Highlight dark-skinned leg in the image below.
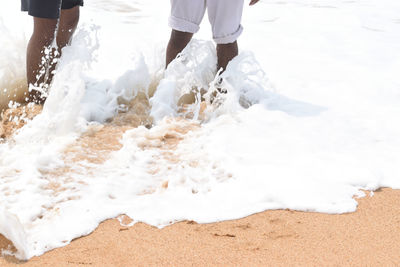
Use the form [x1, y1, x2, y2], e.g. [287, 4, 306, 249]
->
[216, 41, 238, 72]
[166, 30, 194, 68]
[26, 6, 80, 104]
[42, 6, 80, 94]
[57, 6, 80, 48]
[210, 41, 239, 101]
[26, 17, 57, 103]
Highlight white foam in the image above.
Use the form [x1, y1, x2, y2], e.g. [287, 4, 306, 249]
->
[0, 8, 29, 112]
[150, 40, 216, 121]
[1, 0, 400, 260]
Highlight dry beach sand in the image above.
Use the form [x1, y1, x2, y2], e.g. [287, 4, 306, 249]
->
[0, 188, 399, 266]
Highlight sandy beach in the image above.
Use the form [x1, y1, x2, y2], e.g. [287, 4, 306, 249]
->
[1, 188, 399, 266]
[1, 0, 400, 265]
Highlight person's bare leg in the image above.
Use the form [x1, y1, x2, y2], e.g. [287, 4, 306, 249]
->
[209, 41, 239, 101]
[26, 6, 79, 104]
[42, 6, 80, 93]
[216, 41, 238, 72]
[166, 30, 194, 68]
[57, 6, 80, 48]
[26, 17, 57, 103]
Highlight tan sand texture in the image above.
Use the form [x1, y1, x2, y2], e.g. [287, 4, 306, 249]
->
[0, 78, 28, 115]
[0, 104, 42, 139]
[0, 188, 399, 266]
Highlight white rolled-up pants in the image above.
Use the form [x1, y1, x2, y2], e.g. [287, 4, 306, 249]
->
[169, 0, 245, 44]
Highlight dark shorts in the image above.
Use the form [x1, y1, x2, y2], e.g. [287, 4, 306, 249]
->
[21, 0, 83, 19]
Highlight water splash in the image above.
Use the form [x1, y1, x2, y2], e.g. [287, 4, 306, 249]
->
[1, 0, 400, 261]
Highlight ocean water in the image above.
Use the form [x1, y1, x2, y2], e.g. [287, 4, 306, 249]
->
[1, 0, 400, 260]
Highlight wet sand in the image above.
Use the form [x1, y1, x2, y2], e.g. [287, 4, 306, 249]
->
[0, 104, 42, 139]
[1, 188, 399, 266]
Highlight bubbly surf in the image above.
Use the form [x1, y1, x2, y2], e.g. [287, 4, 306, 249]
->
[1, 0, 400, 260]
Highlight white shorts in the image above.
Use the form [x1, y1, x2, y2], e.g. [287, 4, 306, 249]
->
[169, 0, 244, 44]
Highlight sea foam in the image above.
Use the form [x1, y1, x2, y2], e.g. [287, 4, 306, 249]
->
[1, 0, 400, 260]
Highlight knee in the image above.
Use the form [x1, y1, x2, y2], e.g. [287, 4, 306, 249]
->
[61, 9, 80, 33]
[32, 18, 58, 46]
[59, 7, 80, 36]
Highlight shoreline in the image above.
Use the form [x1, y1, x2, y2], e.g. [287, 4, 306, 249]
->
[1, 188, 399, 266]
